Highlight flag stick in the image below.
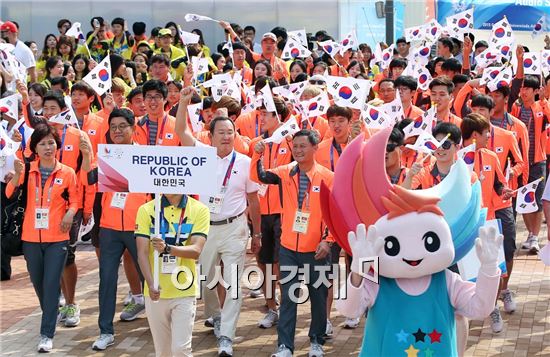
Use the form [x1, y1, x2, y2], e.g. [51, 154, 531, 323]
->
[153, 194, 161, 292]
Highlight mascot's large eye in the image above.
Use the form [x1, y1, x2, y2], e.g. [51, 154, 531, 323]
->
[384, 236, 400, 256]
[423, 231, 440, 253]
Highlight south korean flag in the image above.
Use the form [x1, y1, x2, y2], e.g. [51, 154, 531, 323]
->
[326, 76, 371, 110]
[83, 55, 111, 96]
[282, 37, 312, 60]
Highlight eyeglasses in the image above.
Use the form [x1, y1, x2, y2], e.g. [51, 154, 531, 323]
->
[110, 124, 132, 132]
[144, 95, 163, 102]
[386, 143, 400, 153]
[309, 80, 326, 85]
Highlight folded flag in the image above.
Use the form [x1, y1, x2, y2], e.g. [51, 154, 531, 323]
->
[184, 13, 218, 22]
[403, 105, 437, 139]
[457, 142, 476, 172]
[516, 177, 544, 214]
[263, 117, 300, 144]
[532, 15, 547, 38]
[0, 93, 19, 120]
[0, 124, 21, 156]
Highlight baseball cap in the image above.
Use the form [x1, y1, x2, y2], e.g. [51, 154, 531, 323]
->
[158, 28, 172, 37]
[0, 21, 17, 33]
[261, 32, 277, 42]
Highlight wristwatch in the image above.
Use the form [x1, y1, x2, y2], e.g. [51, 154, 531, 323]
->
[253, 233, 262, 238]
[163, 244, 172, 255]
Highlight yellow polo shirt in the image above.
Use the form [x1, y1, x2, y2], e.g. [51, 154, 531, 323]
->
[135, 195, 209, 299]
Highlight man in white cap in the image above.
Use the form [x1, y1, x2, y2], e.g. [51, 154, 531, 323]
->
[252, 32, 289, 83]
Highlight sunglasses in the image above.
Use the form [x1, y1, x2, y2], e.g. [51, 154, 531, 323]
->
[439, 140, 453, 150]
[309, 80, 326, 85]
[386, 143, 400, 153]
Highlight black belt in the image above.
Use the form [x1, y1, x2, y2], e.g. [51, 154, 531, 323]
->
[210, 211, 245, 226]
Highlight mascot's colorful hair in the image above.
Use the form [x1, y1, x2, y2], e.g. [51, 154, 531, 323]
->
[320, 127, 487, 264]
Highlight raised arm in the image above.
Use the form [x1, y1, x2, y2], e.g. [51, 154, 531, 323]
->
[175, 87, 198, 147]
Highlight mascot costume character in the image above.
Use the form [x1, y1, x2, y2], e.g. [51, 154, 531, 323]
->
[321, 127, 502, 356]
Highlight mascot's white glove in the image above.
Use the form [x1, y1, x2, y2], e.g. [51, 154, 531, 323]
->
[475, 226, 503, 276]
[349, 224, 383, 276]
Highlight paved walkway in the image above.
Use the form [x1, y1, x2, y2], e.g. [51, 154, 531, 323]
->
[1, 221, 549, 356]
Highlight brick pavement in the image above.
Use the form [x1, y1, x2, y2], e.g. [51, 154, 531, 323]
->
[1, 221, 549, 356]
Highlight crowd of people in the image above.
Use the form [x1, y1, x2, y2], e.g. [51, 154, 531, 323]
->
[0, 11, 549, 357]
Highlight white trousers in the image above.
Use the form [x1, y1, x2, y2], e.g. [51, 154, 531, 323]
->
[145, 296, 196, 357]
[199, 214, 248, 339]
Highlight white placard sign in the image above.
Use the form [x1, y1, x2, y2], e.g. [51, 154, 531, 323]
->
[97, 144, 217, 195]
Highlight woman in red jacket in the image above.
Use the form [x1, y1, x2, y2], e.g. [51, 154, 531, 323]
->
[7, 123, 78, 353]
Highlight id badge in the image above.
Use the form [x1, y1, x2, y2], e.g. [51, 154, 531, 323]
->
[35, 207, 50, 229]
[110, 193, 128, 209]
[207, 195, 225, 214]
[161, 254, 177, 274]
[292, 210, 310, 234]
[258, 184, 268, 197]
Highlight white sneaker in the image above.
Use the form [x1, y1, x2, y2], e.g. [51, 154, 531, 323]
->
[92, 334, 114, 351]
[37, 336, 53, 353]
[258, 309, 279, 328]
[64, 304, 80, 327]
[489, 307, 503, 333]
[205, 316, 215, 328]
[272, 344, 293, 357]
[521, 234, 533, 249]
[500, 289, 517, 313]
[324, 319, 333, 339]
[123, 291, 133, 306]
[529, 237, 540, 254]
[308, 342, 324, 357]
[343, 317, 360, 329]
[58, 294, 65, 307]
[218, 336, 233, 357]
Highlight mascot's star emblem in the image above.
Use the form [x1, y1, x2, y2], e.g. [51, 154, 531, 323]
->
[396, 329, 409, 343]
[404, 344, 419, 357]
[413, 328, 426, 342]
[429, 328, 442, 343]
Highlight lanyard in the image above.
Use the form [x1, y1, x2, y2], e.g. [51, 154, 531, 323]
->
[329, 140, 342, 172]
[35, 171, 58, 206]
[294, 168, 312, 211]
[255, 115, 259, 137]
[58, 126, 67, 163]
[146, 114, 168, 145]
[490, 127, 495, 151]
[18, 125, 26, 151]
[222, 152, 237, 188]
[160, 198, 187, 242]
[477, 150, 483, 173]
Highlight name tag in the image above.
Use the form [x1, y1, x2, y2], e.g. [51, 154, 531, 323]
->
[292, 210, 310, 234]
[207, 194, 225, 214]
[161, 254, 177, 274]
[258, 184, 268, 197]
[35, 207, 49, 229]
[110, 192, 128, 209]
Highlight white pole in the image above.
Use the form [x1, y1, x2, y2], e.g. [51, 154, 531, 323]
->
[153, 194, 161, 291]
